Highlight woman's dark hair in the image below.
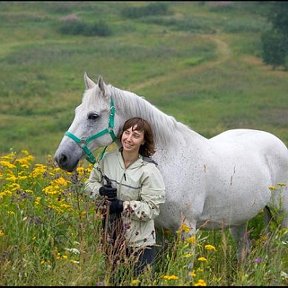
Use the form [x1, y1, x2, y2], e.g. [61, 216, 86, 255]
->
[119, 117, 156, 157]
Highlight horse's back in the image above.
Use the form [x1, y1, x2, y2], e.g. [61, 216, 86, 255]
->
[210, 129, 288, 158]
[210, 128, 285, 147]
[195, 128, 288, 227]
[209, 129, 288, 181]
[210, 129, 288, 227]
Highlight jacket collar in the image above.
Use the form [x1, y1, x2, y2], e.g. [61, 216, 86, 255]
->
[117, 148, 144, 170]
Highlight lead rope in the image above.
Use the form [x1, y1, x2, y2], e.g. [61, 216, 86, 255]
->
[98, 145, 108, 162]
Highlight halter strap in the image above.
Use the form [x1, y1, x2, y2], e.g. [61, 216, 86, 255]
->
[65, 98, 116, 164]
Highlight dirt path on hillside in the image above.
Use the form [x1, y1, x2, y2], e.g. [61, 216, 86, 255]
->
[130, 35, 232, 91]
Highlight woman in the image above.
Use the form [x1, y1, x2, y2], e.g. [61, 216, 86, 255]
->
[84, 117, 166, 278]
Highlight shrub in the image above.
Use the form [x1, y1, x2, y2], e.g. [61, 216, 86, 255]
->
[57, 20, 112, 37]
[261, 30, 288, 69]
[121, 2, 169, 19]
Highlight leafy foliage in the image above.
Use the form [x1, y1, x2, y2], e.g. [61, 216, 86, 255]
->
[121, 2, 170, 18]
[57, 19, 112, 37]
[261, 2, 288, 69]
[261, 30, 287, 69]
[269, 2, 288, 36]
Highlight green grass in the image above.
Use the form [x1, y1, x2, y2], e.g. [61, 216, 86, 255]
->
[1, 1, 287, 161]
[0, 2, 288, 284]
[0, 150, 287, 286]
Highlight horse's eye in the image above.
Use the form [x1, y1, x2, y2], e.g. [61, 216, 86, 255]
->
[88, 113, 99, 120]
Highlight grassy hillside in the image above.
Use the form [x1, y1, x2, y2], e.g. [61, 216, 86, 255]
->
[1, 3, 288, 285]
[0, 1, 287, 162]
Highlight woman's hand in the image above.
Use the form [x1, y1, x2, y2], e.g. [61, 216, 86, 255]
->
[99, 185, 117, 200]
[108, 198, 123, 214]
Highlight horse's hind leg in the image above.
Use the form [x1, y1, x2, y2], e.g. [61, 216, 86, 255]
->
[181, 218, 197, 270]
[230, 223, 251, 262]
[281, 186, 288, 228]
[271, 185, 288, 228]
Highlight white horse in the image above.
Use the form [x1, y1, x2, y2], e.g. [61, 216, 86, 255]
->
[54, 73, 288, 259]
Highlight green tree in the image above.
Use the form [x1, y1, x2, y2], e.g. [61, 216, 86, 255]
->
[261, 2, 288, 69]
[261, 31, 287, 69]
[269, 2, 288, 36]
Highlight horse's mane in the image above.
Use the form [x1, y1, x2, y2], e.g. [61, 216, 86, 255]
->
[108, 84, 200, 147]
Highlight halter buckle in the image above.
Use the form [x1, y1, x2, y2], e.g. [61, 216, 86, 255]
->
[80, 138, 87, 147]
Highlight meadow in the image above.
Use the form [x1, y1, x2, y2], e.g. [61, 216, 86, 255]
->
[0, 1, 288, 285]
[1, 149, 287, 286]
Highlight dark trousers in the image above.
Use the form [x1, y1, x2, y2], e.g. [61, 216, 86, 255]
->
[127, 245, 156, 276]
[109, 246, 156, 286]
[102, 214, 156, 280]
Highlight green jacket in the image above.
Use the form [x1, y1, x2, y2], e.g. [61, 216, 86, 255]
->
[84, 149, 166, 248]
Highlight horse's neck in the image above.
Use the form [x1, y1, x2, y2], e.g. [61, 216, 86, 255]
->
[111, 85, 207, 149]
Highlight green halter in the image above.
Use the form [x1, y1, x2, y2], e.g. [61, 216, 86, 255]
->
[65, 98, 117, 164]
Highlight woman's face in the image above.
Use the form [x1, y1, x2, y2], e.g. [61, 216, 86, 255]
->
[121, 125, 145, 154]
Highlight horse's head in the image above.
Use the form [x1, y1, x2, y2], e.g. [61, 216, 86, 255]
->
[54, 73, 123, 171]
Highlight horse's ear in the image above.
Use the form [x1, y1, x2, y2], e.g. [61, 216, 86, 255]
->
[97, 75, 106, 96]
[84, 72, 96, 89]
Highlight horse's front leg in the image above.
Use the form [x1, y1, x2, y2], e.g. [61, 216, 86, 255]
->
[180, 218, 197, 270]
[230, 223, 251, 262]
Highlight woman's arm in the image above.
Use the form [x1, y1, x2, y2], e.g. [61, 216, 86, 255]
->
[84, 164, 103, 199]
[122, 165, 165, 221]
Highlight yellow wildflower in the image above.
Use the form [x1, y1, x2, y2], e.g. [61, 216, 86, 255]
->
[204, 244, 216, 251]
[21, 149, 30, 156]
[53, 177, 69, 187]
[194, 279, 207, 286]
[56, 253, 68, 260]
[0, 160, 16, 169]
[59, 202, 72, 211]
[183, 253, 193, 258]
[268, 186, 276, 191]
[198, 256, 207, 262]
[162, 275, 179, 280]
[0, 191, 11, 199]
[0, 152, 16, 161]
[131, 279, 141, 286]
[189, 270, 196, 277]
[53, 167, 62, 174]
[186, 235, 197, 244]
[43, 185, 59, 195]
[179, 223, 190, 233]
[76, 166, 85, 175]
[15, 155, 34, 168]
[31, 164, 47, 178]
[25, 189, 33, 194]
[0, 230, 5, 237]
[35, 197, 41, 205]
[6, 174, 17, 182]
[9, 183, 21, 191]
